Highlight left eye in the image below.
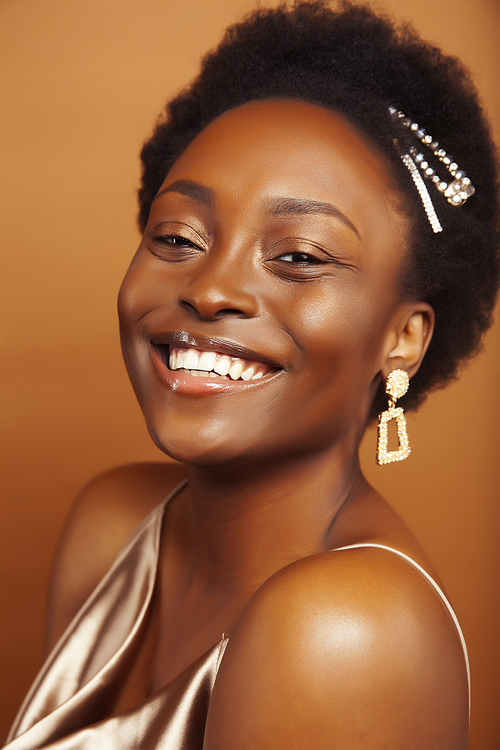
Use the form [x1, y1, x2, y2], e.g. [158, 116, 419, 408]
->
[278, 252, 325, 264]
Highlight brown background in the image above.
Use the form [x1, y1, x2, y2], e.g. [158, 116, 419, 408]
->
[0, 0, 498, 745]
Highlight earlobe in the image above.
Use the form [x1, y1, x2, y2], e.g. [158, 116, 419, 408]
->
[383, 303, 435, 379]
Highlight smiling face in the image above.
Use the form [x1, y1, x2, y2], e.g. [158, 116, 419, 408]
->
[118, 100, 411, 466]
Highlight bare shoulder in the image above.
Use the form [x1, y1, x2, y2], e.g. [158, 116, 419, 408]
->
[45, 461, 186, 652]
[205, 547, 469, 750]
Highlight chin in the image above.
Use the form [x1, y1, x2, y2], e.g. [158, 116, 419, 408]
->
[145, 418, 254, 468]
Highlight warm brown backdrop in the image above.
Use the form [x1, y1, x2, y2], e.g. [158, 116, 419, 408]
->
[1, 0, 498, 745]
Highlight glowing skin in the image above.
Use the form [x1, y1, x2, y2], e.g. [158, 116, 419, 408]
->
[50, 101, 467, 747]
[119, 100, 411, 467]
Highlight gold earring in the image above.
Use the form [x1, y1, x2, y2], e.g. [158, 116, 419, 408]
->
[377, 369, 411, 465]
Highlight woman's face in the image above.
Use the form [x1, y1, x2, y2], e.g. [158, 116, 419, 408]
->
[119, 100, 410, 466]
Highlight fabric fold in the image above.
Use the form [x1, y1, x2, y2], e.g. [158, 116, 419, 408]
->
[4, 479, 468, 749]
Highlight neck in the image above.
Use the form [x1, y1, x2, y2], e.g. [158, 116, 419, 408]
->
[180, 440, 365, 590]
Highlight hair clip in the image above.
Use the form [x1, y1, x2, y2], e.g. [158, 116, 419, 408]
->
[389, 106, 475, 234]
[400, 153, 443, 233]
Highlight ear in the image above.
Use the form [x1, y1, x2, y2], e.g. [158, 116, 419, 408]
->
[381, 302, 434, 380]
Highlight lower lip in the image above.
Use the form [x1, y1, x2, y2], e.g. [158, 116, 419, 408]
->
[150, 346, 278, 396]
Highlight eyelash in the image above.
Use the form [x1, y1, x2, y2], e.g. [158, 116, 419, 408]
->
[154, 236, 325, 261]
[154, 234, 200, 249]
[149, 233, 340, 282]
[278, 251, 326, 265]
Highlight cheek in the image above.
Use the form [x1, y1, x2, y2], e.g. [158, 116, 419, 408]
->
[118, 253, 151, 329]
[279, 283, 394, 438]
[290, 283, 387, 375]
[118, 252, 175, 348]
[117, 256, 156, 391]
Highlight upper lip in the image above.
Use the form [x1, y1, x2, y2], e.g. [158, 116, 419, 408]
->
[150, 331, 283, 369]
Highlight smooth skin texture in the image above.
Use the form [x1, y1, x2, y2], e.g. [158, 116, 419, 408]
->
[48, 101, 467, 748]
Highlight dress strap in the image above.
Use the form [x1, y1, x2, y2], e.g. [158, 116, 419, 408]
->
[332, 542, 470, 717]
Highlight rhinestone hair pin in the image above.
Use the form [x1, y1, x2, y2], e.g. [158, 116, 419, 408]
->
[389, 106, 475, 233]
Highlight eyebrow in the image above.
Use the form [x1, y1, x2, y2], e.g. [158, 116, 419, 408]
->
[155, 179, 214, 206]
[266, 197, 359, 237]
[155, 180, 359, 237]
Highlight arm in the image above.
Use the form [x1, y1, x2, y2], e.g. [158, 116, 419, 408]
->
[45, 461, 185, 654]
[204, 547, 469, 749]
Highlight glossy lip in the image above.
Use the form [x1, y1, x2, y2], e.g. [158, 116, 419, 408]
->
[149, 331, 283, 396]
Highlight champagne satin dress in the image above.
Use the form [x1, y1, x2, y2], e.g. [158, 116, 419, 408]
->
[5, 483, 469, 748]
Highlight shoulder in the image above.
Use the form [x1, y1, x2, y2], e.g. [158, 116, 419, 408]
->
[45, 461, 186, 652]
[205, 546, 468, 750]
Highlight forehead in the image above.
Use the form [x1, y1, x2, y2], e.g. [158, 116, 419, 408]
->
[161, 99, 408, 256]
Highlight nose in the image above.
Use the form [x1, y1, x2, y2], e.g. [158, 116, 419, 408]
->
[179, 252, 259, 321]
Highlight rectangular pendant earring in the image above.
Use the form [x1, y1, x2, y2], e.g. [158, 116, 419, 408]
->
[377, 369, 411, 465]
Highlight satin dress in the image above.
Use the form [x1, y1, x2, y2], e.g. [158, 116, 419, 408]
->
[5, 483, 469, 748]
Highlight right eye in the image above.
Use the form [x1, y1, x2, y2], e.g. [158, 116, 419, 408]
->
[153, 234, 200, 249]
[148, 231, 204, 261]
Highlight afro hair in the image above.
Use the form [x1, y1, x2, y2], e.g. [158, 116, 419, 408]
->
[137, 0, 499, 414]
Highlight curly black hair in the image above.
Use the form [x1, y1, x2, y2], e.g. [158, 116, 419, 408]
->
[137, 0, 499, 414]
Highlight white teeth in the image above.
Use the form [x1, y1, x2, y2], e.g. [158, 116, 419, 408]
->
[175, 349, 185, 368]
[241, 366, 255, 381]
[167, 346, 274, 381]
[183, 349, 199, 369]
[214, 356, 231, 376]
[228, 361, 244, 380]
[199, 351, 217, 371]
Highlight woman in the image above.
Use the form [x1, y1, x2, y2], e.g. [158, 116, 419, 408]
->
[5, 1, 498, 747]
